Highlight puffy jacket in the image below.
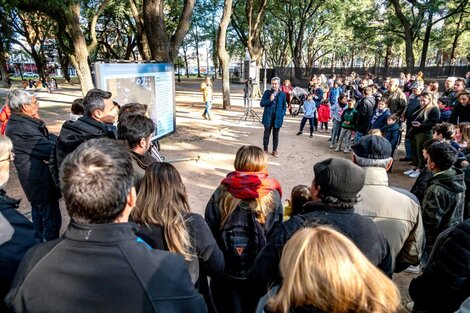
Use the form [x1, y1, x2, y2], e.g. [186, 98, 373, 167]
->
[0, 189, 41, 312]
[354, 167, 424, 272]
[317, 104, 330, 123]
[248, 202, 392, 298]
[355, 96, 375, 133]
[51, 116, 116, 189]
[5, 222, 208, 313]
[328, 87, 341, 105]
[260, 90, 287, 128]
[439, 107, 452, 122]
[5, 113, 60, 204]
[0, 104, 11, 135]
[341, 108, 358, 130]
[422, 168, 465, 251]
[409, 219, 470, 313]
[382, 123, 401, 150]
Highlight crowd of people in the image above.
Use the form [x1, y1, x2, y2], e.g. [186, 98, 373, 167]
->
[0, 69, 470, 313]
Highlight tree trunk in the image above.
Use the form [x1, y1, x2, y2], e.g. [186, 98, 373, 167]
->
[449, 11, 464, 74]
[420, 10, 433, 69]
[195, 26, 201, 77]
[182, 43, 190, 77]
[143, 0, 195, 62]
[129, 0, 150, 60]
[65, 2, 94, 95]
[0, 53, 10, 88]
[330, 52, 335, 75]
[384, 44, 392, 77]
[217, 0, 233, 110]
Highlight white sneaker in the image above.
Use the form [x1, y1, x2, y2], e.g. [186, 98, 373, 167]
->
[409, 170, 421, 178]
[404, 265, 421, 274]
[335, 146, 341, 152]
[329, 144, 335, 149]
[404, 168, 416, 175]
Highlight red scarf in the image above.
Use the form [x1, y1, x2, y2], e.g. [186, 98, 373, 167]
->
[221, 169, 282, 200]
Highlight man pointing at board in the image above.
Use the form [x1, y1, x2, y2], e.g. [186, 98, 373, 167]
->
[260, 77, 287, 158]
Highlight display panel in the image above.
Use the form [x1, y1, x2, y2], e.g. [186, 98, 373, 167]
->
[94, 62, 176, 139]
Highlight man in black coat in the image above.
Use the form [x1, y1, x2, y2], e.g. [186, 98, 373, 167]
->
[50, 88, 118, 188]
[0, 135, 42, 312]
[248, 158, 392, 298]
[5, 138, 208, 313]
[5, 89, 61, 241]
[354, 86, 375, 141]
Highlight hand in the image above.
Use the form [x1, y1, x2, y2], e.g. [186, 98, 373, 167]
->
[411, 121, 421, 127]
[270, 94, 275, 101]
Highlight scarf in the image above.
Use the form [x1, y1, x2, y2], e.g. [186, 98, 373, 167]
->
[370, 108, 388, 125]
[221, 169, 282, 200]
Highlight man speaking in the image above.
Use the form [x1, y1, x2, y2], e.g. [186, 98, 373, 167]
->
[260, 77, 287, 157]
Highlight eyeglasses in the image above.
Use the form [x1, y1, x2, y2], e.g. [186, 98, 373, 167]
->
[0, 152, 15, 162]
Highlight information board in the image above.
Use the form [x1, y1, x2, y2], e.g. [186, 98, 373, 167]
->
[93, 62, 176, 139]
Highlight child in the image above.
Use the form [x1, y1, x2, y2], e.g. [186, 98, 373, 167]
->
[421, 141, 465, 264]
[329, 94, 347, 148]
[283, 185, 312, 221]
[317, 100, 331, 133]
[381, 115, 401, 158]
[437, 97, 452, 122]
[69, 98, 84, 122]
[296, 94, 316, 138]
[368, 129, 382, 136]
[410, 138, 440, 205]
[455, 122, 470, 152]
[370, 100, 391, 130]
[335, 98, 357, 153]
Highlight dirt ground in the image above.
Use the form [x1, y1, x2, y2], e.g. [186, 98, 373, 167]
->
[0, 78, 418, 311]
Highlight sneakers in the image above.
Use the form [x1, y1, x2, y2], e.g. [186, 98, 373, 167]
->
[409, 170, 421, 178]
[344, 148, 350, 153]
[263, 148, 269, 154]
[404, 265, 421, 274]
[272, 150, 279, 158]
[404, 168, 416, 175]
[329, 144, 335, 149]
[296, 131, 302, 135]
[309, 134, 313, 138]
[335, 146, 341, 152]
[202, 113, 207, 120]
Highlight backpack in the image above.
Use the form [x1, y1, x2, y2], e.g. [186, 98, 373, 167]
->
[219, 205, 266, 280]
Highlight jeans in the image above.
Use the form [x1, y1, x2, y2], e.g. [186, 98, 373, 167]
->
[31, 201, 62, 241]
[337, 128, 353, 149]
[320, 122, 328, 130]
[405, 137, 412, 159]
[331, 120, 342, 144]
[355, 131, 364, 142]
[263, 126, 280, 151]
[203, 101, 212, 117]
[299, 117, 314, 134]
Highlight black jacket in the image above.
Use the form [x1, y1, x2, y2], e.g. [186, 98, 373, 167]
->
[355, 96, 375, 133]
[0, 190, 41, 312]
[136, 213, 224, 284]
[409, 219, 470, 313]
[5, 222, 208, 313]
[51, 116, 116, 188]
[410, 106, 440, 135]
[450, 103, 470, 125]
[248, 202, 392, 297]
[5, 113, 59, 204]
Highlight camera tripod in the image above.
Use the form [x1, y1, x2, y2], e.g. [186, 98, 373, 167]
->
[238, 95, 262, 124]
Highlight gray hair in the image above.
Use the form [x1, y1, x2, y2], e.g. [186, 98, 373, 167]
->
[83, 89, 112, 117]
[271, 77, 281, 84]
[353, 154, 392, 168]
[390, 78, 399, 86]
[7, 89, 34, 112]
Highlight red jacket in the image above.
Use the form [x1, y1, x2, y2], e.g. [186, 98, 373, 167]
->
[317, 104, 331, 123]
[0, 105, 11, 135]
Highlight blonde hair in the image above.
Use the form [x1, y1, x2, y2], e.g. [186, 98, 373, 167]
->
[132, 162, 193, 261]
[418, 91, 438, 121]
[368, 129, 383, 136]
[266, 227, 401, 313]
[219, 145, 273, 226]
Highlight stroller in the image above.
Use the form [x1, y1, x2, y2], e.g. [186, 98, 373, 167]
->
[290, 87, 309, 116]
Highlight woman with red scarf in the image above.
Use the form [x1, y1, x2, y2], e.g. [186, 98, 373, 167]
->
[205, 145, 283, 313]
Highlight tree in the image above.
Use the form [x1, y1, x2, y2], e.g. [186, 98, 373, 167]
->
[217, 0, 233, 109]
[142, 0, 195, 62]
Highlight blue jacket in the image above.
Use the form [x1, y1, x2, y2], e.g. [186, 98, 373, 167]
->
[260, 90, 287, 128]
[303, 100, 316, 118]
[382, 123, 401, 150]
[313, 88, 324, 106]
[328, 87, 341, 105]
[371, 109, 391, 130]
